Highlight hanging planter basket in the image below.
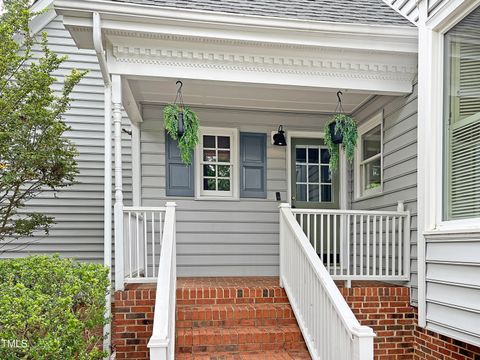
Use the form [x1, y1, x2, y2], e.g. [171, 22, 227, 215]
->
[163, 81, 200, 165]
[323, 91, 358, 172]
[328, 121, 343, 144]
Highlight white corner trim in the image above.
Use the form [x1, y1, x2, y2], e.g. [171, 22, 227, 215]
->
[354, 111, 384, 200]
[131, 122, 141, 207]
[30, 0, 56, 35]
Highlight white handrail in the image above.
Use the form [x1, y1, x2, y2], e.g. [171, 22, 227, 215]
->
[148, 202, 177, 360]
[279, 203, 375, 360]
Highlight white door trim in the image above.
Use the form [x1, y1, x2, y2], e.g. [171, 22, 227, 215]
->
[286, 131, 347, 210]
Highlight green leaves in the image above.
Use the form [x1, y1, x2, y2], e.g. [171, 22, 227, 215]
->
[0, 255, 109, 360]
[0, 1, 86, 241]
[163, 104, 200, 164]
[324, 113, 358, 171]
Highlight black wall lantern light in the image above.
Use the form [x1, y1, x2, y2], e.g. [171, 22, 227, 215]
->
[273, 125, 287, 146]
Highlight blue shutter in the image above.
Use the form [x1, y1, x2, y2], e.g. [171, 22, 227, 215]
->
[240, 132, 267, 198]
[165, 132, 194, 197]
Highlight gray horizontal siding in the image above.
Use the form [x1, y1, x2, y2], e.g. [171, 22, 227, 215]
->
[350, 84, 418, 305]
[424, 232, 480, 347]
[140, 104, 330, 276]
[1, 17, 132, 265]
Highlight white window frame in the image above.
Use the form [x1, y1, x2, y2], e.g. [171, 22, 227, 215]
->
[355, 112, 383, 199]
[417, 0, 480, 328]
[195, 127, 240, 200]
[420, 1, 480, 234]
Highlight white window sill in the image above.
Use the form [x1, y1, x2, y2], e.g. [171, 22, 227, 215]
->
[424, 218, 480, 235]
[354, 187, 383, 202]
[195, 196, 240, 201]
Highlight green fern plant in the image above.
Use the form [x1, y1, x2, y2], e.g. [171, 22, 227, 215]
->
[163, 104, 199, 164]
[324, 113, 358, 171]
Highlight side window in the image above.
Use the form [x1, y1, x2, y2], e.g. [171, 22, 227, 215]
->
[355, 113, 383, 198]
[444, 6, 480, 220]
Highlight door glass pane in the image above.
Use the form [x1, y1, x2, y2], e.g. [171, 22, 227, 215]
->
[203, 135, 215, 148]
[296, 184, 307, 201]
[362, 125, 381, 160]
[320, 166, 331, 183]
[296, 148, 307, 163]
[308, 165, 319, 182]
[308, 148, 319, 164]
[309, 185, 319, 202]
[296, 165, 307, 182]
[320, 149, 330, 164]
[321, 185, 332, 202]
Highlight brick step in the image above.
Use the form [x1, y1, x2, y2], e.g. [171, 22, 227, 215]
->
[176, 349, 311, 359]
[177, 303, 297, 328]
[177, 278, 288, 306]
[176, 325, 306, 354]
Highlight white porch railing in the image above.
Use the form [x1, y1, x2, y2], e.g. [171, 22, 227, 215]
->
[279, 204, 375, 360]
[292, 202, 411, 281]
[123, 206, 167, 282]
[148, 202, 177, 360]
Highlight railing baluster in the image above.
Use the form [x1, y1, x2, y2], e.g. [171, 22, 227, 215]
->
[398, 215, 403, 276]
[392, 216, 396, 276]
[136, 212, 140, 278]
[366, 215, 370, 276]
[373, 215, 377, 276]
[144, 211, 148, 277]
[347, 214, 350, 277]
[333, 214, 337, 275]
[379, 216, 383, 276]
[307, 213, 311, 247]
[360, 215, 363, 276]
[151, 211, 155, 277]
[353, 214, 357, 276]
[386, 216, 390, 276]
[128, 211, 132, 278]
[327, 214, 331, 272]
[320, 214, 324, 263]
[314, 214, 318, 254]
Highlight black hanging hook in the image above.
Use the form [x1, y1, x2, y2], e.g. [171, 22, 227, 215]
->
[336, 90, 343, 104]
[176, 80, 183, 93]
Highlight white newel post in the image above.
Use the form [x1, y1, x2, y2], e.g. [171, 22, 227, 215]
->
[278, 203, 290, 288]
[353, 326, 375, 360]
[112, 75, 125, 291]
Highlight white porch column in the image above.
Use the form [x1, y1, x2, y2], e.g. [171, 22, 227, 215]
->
[112, 75, 125, 291]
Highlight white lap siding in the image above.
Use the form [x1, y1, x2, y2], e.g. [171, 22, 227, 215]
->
[350, 84, 419, 305]
[0, 17, 132, 264]
[140, 105, 330, 276]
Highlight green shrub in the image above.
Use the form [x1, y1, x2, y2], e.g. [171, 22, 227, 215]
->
[0, 255, 109, 360]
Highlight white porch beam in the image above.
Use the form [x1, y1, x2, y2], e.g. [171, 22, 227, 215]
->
[112, 74, 125, 291]
[122, 78, 143, 123]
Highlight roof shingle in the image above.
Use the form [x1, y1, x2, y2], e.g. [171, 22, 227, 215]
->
[109, 0, 413, 27]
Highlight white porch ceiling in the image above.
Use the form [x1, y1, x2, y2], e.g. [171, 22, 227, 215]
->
[127, 77, 373, 114]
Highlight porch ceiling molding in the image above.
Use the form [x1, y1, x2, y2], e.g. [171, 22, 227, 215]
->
[54, 0, 418, 95]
